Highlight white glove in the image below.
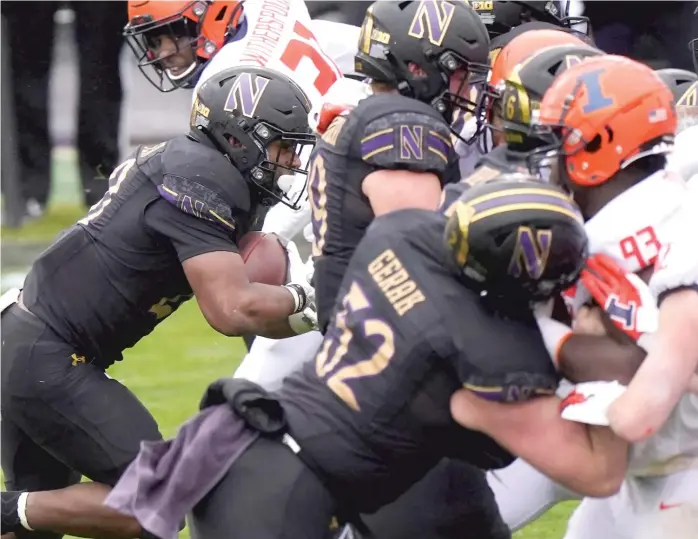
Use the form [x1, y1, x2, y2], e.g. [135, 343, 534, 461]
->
[277, 174, 309, 207]
[287, 302, 318, 335]
[560, 380, 627, 426]
[283, 240, 318, 335]
[304, 255, 315, 285]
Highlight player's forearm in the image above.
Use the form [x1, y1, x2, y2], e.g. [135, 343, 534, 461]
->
[209, 284, 298, 338]
[450, 391, 627, 497]
[558, 334, 646, 385]
[609, 289, 698, 441]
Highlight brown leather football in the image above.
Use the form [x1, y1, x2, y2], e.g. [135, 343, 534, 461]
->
[238, 232, 289, 286]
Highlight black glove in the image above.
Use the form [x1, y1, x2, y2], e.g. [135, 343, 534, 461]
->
[200, 378, 287, 435]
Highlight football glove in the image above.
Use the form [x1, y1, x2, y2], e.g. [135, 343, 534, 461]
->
[560, 380, 627, 426]
[581, 253, 658, 349]
[284, 240, 318, 334]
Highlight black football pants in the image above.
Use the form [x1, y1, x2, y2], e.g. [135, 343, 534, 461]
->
[190, 436, 509, 539]
[1, 1, 125, 208]
[0, 305, 162, 539]
[190, 435, 338, 539]
[363, 459, 511, 539]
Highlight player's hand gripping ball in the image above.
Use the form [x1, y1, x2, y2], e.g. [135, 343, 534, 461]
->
[238, 232, 289, 286]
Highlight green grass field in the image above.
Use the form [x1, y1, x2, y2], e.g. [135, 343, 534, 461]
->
[1, 149, 578, 538]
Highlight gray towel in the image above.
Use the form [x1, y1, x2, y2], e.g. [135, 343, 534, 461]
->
[104, 404, 259, 539]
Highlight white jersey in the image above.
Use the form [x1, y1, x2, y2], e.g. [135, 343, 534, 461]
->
[572, 170, 698, 476]
[195, 0, 357, 110]
[194, 0, 362, 242]
[667, 123, 698, 188]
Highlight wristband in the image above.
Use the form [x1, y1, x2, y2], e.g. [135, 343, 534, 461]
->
[18, 492, 34, 531]
[284, 284, 307, 314]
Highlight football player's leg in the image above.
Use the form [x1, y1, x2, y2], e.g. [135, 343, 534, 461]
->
[190, 436, 336, 539]
[1, 307, 162, 537]
[1, 417, 81, 539]
[364, 459, 509, 539]
[234, 332, 323, 390]
[564, 496, 622, 539]
[631, 469, 698, 539]
[486, 458, 580, 532]
[242, 333, 257, 352]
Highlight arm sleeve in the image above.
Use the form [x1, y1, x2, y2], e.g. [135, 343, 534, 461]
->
[144, 198, 239, 263]
[454, 307, 560, 401]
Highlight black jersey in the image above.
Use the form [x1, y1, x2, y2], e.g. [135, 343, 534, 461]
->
[22, 136, 257, 367]
[308, 93, 460, 332]
[278, 209, 557, 513]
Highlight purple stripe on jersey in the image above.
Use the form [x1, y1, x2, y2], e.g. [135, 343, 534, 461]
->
[427, 134, 450, 158]
[361, 130, 394, 158]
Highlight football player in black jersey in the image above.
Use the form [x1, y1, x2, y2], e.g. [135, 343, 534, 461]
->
[0, 65, 318, 539]
[442, 37, 604, 214]
[1, 177, 631, 539]
[307, 2, 510, 538]
[185, 176, 594, 539]
[310, 0, 490, 334]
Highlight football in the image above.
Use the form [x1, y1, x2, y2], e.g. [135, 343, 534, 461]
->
[238, 232, 289, 286]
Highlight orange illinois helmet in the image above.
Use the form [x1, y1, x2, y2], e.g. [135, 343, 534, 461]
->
[530, 55, 677, 187]
[124, 0, 243, 92]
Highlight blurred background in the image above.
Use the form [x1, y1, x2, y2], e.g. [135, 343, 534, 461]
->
[0, 1, 372, 291]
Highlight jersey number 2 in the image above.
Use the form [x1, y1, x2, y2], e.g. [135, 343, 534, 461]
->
[316, 282, 396, 411]
[280, 21, 339, 96]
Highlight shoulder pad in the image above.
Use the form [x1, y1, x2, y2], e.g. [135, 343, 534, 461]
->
[359, 106, 454, 174]
[136, 141, 167, 166]
[157, 138, 251, 233]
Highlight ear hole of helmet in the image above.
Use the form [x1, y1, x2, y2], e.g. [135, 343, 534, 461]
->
[213, 5, 229, 21]
[225, 134, 243, 148]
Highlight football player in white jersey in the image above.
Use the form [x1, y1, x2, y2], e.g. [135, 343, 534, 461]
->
[518, 55, 697, 539]
[483, 64, 698, 535]
[666, 72, 698, 188]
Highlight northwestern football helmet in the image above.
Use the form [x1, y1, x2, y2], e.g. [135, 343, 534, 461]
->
[444, 174, 587, 301]
[480, 1, 590, 38]
[354, 0, 490, 120]
[189, 66, 315, 209]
